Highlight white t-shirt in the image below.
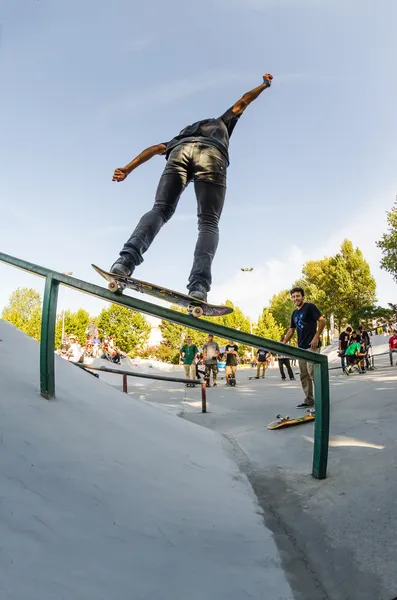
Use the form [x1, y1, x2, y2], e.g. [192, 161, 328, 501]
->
[69, 342, 82, 362]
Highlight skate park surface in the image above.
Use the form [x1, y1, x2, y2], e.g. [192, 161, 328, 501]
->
[1, 320, 396, 600]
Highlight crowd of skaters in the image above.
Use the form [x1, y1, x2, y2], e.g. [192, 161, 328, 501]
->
[179, 333, 297, 387]
[180, 335, 239, 387]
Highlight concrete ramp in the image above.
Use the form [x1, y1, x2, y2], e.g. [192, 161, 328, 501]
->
[0, 320, 293, 600]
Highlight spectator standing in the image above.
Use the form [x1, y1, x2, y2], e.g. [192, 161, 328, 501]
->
[283, 287, 326, 408]
[359, 326, 371, 369]
[180, 337, 199, 382]
[278, 335, 295, 380]
[225, 340, 239, 384]
[255, 348, 268, 378]
[338, 326, 352, 372]
[86, 322, 96, 341]
[203, 334, 220, 386]
[389, 330, 397, 366]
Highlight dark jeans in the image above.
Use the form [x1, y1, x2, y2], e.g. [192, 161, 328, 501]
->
[278, 358, 294, 379]
[390, 349, 397, 365]
[121, 142, 227, 293]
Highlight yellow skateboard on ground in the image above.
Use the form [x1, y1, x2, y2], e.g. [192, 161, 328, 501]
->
[267, 409, 315, 430]
[92, 265, 233, 318]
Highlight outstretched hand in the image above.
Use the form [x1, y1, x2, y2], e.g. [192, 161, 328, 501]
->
[263, 73, 273, 86]
[112, 167, 129, 182]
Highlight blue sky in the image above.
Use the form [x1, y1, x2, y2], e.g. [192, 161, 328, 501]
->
[1, 0, 397, 321]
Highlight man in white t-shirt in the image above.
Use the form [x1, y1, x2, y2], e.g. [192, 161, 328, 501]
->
[67, 334, 83, 363]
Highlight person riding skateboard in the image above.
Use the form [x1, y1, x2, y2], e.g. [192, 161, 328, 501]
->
[109, 74, 273, 302]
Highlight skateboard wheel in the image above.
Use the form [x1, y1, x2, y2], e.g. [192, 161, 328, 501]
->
[108, 280, 119, 292]
[191, 306, 204, 318]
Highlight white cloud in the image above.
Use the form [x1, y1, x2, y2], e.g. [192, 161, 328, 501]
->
[211, 245, 306, 319]
[211, 191, 397, 318]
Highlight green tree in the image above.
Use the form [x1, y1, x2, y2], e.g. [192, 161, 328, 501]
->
[96, 304, 150, 353]
[137, 342, 180, 364]
[159, 300, 252, 357]
[377, 201, 397, 281]
[350, 305, 394, 330]
[254, 309, 284, 341]
[55, 308, 90, 347]
[268, 289, 295, 330]
[2, 288, 42, 341]
[330, 239, 377, 327]
[296, 240, 376, 333]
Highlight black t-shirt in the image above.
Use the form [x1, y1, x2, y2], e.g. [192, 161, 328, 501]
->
[339, 331, 350, 351]
[225, 344, 239, 366]
[163, 107, 240, 165]
[257, 349, 268, 362]
[290, 302, 322, 349]
[360, 330, 370, 345]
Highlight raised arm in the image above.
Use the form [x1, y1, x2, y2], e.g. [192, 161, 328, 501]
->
[231, 74, 273, 117]
[112, 143, 167, 182]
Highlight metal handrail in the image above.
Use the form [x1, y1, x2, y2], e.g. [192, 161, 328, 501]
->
[72, 362, 207, 412]
[0, 251, 329, 479]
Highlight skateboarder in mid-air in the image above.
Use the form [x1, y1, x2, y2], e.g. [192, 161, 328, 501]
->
[110, 74, 273, 302]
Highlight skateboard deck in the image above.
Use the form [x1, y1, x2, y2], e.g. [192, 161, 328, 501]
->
[92, 265, 233, 318]
[267, 409, 315, 430]
[226, 373, 236, 386]
[248, 376, 266, 380]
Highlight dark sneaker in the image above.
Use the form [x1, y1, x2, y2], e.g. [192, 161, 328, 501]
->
[110, 256, 135, 277]
[290, 377, 295, 380]
[188, 289, 207, 302]
[296, 401, 314, 409]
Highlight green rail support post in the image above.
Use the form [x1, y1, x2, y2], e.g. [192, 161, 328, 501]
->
[0, 252, 330, 478]
[313, 362, 330, 479]
[40, 275, 59, 399]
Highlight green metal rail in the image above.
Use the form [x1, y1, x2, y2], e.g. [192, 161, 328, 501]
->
[0, 252, 330, 479]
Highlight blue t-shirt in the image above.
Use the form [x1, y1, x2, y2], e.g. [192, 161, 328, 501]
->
[163, 107, 240, 166]
[290, 302, 322, 349]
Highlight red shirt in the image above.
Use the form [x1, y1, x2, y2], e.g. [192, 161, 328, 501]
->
[389, 335, 397, 349]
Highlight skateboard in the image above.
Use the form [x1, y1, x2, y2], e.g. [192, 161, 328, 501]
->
[248, 376, 265, 380]
[92, 265, 233, 318]
[266, 408, 315, 430]
[226, 373, 236, 386]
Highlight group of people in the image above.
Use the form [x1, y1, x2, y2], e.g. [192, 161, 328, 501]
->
[179, 334, 298, 388]
[338, 326, 371, 374]
[56, 326, 124, 364]
[180, 335, 238, 387]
